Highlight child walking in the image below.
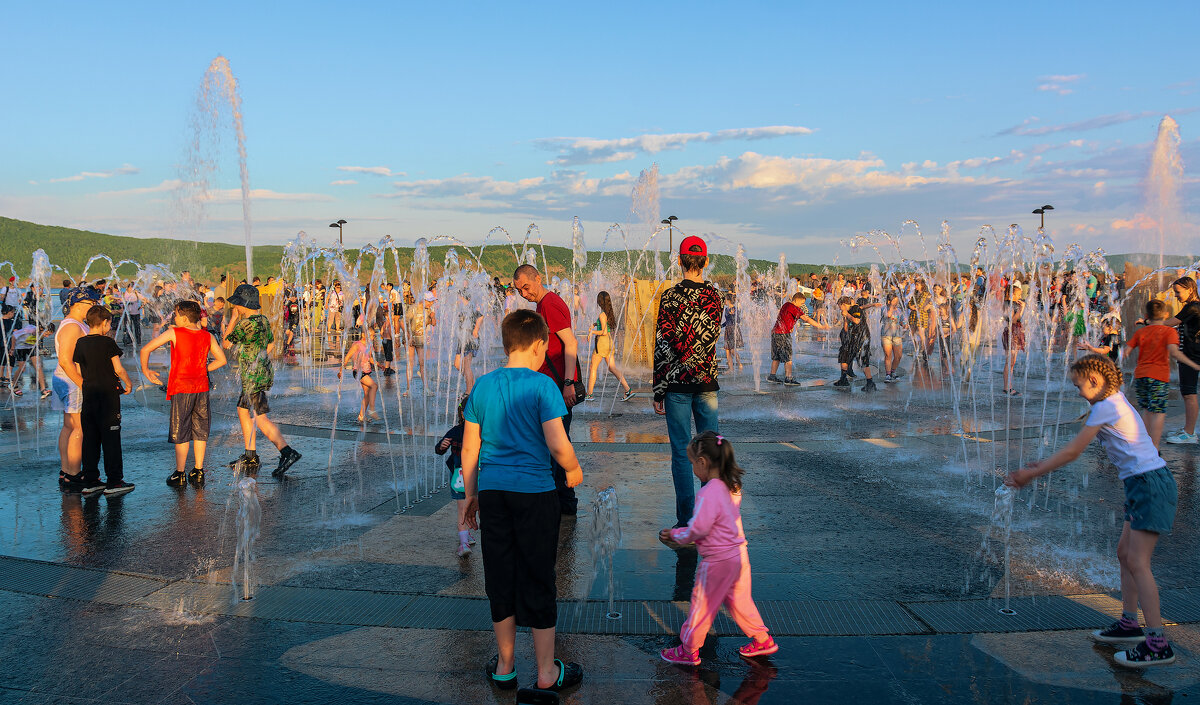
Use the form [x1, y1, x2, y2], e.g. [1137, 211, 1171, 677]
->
[140, 300, 227, 486]
[73, 306, 135, 496]
[660, 431, 776, 665]
[459, 309, 584, 693]
[222, 284, 302, 479]
[585, 291, 634, 402]
[1008, 354, 1178, 667]
[339, 325, 379, 423]
[436, 395, 474, 557]
[1124, 300, 1199, 448]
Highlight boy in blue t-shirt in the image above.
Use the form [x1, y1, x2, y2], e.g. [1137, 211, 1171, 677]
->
[460, 309, 585, 694]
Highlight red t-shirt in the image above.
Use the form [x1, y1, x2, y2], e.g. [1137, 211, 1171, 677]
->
[1127, 324, 1179, 383]
[167, 327, 212, 397]
[537, 291, 576, 382]
[773, 302, 804, 335]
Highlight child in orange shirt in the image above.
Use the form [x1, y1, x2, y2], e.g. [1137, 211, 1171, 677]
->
[1127, 300, 1200, 447]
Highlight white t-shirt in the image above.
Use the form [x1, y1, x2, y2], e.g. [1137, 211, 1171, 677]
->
[123, 291, 143, 315]
[1085, 392, 1164, 479]
[11, 324, 38, 350]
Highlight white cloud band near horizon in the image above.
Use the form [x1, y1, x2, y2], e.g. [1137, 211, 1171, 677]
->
[535, 125, 815, 165]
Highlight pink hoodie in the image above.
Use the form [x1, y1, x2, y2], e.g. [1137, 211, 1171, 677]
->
[669, 478, 746, 561]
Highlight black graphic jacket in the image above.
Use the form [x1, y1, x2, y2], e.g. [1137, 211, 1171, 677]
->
[653, 279, 723, 402]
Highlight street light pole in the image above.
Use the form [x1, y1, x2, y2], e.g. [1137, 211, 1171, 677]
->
[1031, 204, 1054, 230]
[329, 219, 347, 245]
[660, 215, 678, 254]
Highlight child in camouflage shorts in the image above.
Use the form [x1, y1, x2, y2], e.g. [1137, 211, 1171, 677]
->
[223, 284, 302, 478]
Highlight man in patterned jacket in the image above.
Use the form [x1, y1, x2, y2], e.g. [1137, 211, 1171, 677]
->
[653, 235, 723, 527]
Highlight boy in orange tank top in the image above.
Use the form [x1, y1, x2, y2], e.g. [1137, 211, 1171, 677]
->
[139, 300, 227, 486]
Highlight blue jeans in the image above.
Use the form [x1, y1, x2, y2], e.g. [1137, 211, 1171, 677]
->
[665, 391, 719, 527]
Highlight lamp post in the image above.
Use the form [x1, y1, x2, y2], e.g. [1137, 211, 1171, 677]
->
[660, 215, 678, 254]
[1031, 205, 1054, 229]
[329, 219, 347, 245]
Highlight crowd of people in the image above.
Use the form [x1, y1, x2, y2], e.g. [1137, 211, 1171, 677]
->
[2, 239, 1197, 690]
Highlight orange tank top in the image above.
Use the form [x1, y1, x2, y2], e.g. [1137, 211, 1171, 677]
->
[167, 327, 212, 397]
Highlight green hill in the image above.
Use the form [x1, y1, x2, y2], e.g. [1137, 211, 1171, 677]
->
[0, 216, 841, 283]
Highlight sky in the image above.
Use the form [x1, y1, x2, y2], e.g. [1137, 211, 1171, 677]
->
[2, 0, 1198, 264]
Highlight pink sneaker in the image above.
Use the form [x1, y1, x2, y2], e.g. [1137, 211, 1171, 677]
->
[660, 645, 701, 666]
[739, 636, 779, 658]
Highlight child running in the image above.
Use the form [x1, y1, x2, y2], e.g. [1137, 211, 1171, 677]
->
[140, 300, 227, 486]
[767, 292, 827, 385]
[833, 296, 877, 392]
[222, 284, 302, 478]
[339, 325, 379, 423]
[1007, 354, 1178, 667]
[436, 395, 474, 557]
[1125, 300, 1200, 448]
[660, 431, 776, 665]
[73, 306, 135, 496]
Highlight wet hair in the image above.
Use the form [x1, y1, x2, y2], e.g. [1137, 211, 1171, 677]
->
[175, 299, 203, 323]
[687, 430, 744, 493]
[61, 279, 71, 288]
[596, 291, 618, 331]
[679, 253, 707, 273]
[837, 296, 853, 306]
[1070, 354, 1122, 399]
[85, 305, 112, 328]
[501, 309, 549, 354]
[1145, 299, 1168, 321]
[1172, 276, 1198, 303]
[790, 292, 806, 304]
[512, 264, 540, 282]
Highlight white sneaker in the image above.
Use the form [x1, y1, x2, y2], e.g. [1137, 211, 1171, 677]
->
[1165, 431, 1199, 445]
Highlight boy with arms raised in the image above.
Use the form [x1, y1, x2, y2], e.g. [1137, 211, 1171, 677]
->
[140, 300, 227, 486]
[459, 309, 584, 694]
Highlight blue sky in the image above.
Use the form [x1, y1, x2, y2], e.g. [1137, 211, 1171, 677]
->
[2, 1, 1198, 263]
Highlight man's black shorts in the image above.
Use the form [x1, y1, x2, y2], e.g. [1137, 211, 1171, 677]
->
[236, 390, 270, 415]
[169, 391, 211, 443]
[479, 489, 560, 629]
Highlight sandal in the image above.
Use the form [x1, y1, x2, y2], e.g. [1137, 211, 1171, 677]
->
[534, 659, 583, 691]
[485, 655, 518, 691]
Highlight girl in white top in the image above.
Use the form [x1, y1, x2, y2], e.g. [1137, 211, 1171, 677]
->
[1008, 354, 1177, 668]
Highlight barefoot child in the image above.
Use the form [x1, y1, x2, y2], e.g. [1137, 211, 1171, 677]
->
[73, 306, 135, 496]
[1124, 300, 1200, 448]
[459, 309, 584, 693]
[660, 431, 776, 666]
[436, 396, 473, 557]
[339, 325, 379, 423]
[1008, 354, 1178, 667]
[140, 300, 227, 486]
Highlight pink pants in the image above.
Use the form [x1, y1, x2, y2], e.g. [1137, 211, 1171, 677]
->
[679, 546, 769, 652]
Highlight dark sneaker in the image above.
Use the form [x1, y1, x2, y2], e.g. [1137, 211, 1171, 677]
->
[228, 452, 250, 468]
[167, 470, 187, 486]
[782, 377, 801, 386]
[766, 374, 780, 384]
[1093, 620, 1145, 644]
[1115, 640, 1175, 667]
[81, 480, 107, 496]
[273, 447, 301, 478]
[863, 379, 877, 392]
[242, 457, 261, 475]
[187, 468, 205, 486]
[104, 481, 135, 496]
[833, 376, 850, 387]
[845, 369, 857, 379]
[59, 472, 85, 493]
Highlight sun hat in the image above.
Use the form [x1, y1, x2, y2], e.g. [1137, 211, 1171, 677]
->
[227, 283, 262, 311]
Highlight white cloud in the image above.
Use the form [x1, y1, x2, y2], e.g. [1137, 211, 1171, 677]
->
[1036, 74, 1085, 95]
[337, 166, 402, 177]
[95, 179, 183, 197]
[536, 125, 814, 165]
[997, 108, 1198, 137]
[44, 163, 139, 184]
[330, 179, 358, 186]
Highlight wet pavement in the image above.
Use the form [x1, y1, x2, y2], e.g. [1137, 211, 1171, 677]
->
[2, 338, 1200, 703]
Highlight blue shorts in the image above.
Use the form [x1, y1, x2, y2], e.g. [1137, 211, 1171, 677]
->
[51, 370, 82, 414]
[1124, 467, 1177, 534]
[1134, 377, 1170, 414]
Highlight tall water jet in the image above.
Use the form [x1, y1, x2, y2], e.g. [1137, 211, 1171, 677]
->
[179, 55, 254, 279]
[630, 164, 660, 272]
[1146, 115, 1185, 273]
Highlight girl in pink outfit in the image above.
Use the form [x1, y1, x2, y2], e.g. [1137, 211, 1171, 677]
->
[660, 431, 777, 665]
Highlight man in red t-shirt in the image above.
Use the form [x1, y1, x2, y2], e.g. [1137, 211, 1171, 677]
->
[513, 264, 581, 515]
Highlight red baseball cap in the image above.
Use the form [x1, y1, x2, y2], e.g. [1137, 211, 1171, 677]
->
[679, 235, 707, 258]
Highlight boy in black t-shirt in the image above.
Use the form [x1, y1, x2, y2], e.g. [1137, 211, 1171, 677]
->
[833, 296, 877, 392]
[72, 305, 134, 496]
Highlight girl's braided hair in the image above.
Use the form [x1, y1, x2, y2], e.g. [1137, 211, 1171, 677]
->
[1070, 353, 1122, 398]
[687, 430, 744, 493]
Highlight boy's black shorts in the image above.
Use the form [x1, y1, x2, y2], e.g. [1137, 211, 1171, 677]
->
[237, 390, 270, 415]
[838, 340, 871, 367]
[168, 391, 211, 443]
[479, 489, 560, 629]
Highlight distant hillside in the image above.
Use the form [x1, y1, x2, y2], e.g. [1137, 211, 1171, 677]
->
[0, 217, 845, 283]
